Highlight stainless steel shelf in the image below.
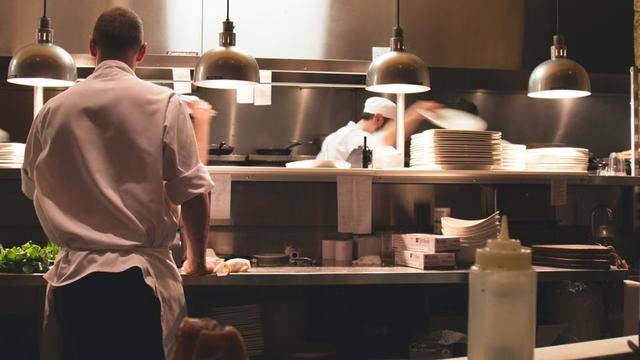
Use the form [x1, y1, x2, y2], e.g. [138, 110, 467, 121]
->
[2, 167, 639, 186]
[0, 266, 627, 287]
[73, 54, 370, 74]
[205, 167, 640, 186]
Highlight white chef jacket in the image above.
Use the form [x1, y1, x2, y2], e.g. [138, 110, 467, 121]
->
[21, 60, 214, 359]
[316, 121, 385, 161]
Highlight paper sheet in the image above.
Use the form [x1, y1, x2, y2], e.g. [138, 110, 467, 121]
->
[171, 68, 192, 94]
[211, 174, 232, 220]
[337, 176, 372, 234]
[254, 70, 272, 106]
[236, 86, 254, 104]
[254, 84, 271, 106]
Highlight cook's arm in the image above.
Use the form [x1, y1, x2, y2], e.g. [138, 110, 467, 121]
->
[163, 95, 215, 274]
[187, 100, 214, 164]
[21, 109, 46, 199]
[378, 101, 442, 146]
[181, 192, 211, 275]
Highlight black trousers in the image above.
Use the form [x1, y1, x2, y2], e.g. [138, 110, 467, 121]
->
[54, 267, 165, 360]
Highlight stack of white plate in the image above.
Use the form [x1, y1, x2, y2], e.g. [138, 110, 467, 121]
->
[441, 211, 501, 265]
[497, 143, 526, 171]
[0, 143, 25, 168]
[409, 129, 502, 170]
[525, 147, 589, 172]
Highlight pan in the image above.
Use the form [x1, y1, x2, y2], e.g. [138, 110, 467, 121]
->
[209, 142, 234, 156]
[255, 141, 302, 156]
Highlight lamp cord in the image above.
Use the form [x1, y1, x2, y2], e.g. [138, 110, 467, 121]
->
[43, 0, 47, 17]
[396, 0, 400, 28]
[556, 0, 559, 35]
[226, 0, 230, 21]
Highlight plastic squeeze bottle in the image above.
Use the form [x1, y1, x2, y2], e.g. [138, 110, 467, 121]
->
[467, 216, 536, 360]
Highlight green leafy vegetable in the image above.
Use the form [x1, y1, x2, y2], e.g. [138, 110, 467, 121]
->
[0, 241, 59, 274]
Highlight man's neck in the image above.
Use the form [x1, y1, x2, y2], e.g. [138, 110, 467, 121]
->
[96, 56, 136, 70]
[356, 119, 375, 133]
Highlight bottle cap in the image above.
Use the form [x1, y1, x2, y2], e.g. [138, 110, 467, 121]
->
[474, 216, 532, 270]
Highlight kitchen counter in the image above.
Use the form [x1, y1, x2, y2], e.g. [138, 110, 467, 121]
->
[5, 167, 637, 186]
[449, 335, 638, 360]
[0, 266, 627, 287]
[206, 166, 640, 186]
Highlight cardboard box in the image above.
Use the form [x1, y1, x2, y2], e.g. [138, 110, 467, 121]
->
[395, 250, 456, 270]
[392, 233, 460, 253]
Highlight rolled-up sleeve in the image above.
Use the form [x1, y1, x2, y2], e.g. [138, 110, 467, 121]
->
[21, 111, 45, 200]
[163, 95, 214, 205]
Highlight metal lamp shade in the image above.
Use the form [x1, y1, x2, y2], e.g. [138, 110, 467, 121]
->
[366, 50, 430, 94]
[194, 46, 260, 89]
[528, 58, 591, 99]
[7, 42, 76, 87]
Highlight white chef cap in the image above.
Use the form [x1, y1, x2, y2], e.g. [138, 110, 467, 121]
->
[363, 97, 396, 119]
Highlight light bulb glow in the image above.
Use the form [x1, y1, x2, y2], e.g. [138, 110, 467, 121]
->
[527, 89, 591, 99]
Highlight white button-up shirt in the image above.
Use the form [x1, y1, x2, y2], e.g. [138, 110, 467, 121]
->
[21, 60, 214, 358]
[316, 121, 384, 161]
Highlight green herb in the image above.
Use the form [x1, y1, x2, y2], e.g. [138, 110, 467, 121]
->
[0, 241, 59, 274]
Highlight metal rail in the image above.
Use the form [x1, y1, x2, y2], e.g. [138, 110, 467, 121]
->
[0, 266, 627, 287]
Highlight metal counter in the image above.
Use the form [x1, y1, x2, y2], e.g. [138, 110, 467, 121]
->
[0, 266, 627, 288]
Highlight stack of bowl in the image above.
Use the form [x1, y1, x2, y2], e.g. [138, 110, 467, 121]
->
[441, 211, 501, 265]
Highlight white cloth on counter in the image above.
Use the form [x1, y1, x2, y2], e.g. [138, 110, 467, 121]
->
[316, 121, 385, 161]
[214, 258, 252, 276]
[21, 60, 214, 359]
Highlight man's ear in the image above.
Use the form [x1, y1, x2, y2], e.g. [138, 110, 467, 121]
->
[135, 42, 147, 63]
[373, 113, 385, 128]
[89, 38, 98, 57]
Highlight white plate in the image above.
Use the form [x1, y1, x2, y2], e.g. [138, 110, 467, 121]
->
[418, 108, 488, 131]
[285, 159, 351, 169]
[410, 164, 494, 171]
[415, 129, 500, 136]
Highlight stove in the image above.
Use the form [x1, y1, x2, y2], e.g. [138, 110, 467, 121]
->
[208, 154, 315, 166]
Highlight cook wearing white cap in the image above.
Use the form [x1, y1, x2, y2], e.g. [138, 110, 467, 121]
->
[316, 97, 441, 161]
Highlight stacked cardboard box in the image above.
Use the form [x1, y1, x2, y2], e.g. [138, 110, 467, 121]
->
[392, 233, 460, 270]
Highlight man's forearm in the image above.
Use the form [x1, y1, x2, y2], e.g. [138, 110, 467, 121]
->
[181, 192, 211, 272]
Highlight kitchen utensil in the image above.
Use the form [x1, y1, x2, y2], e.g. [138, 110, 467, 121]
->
[322, 240, 336, 260]
[251, 253, 289, 267]
[409, 129, 501, 170]
[418, 108, 488, 131]
[209, 142, 234, 155]
[531, 244, 613, 270]
[591, 205, 617, 245]
[607, 152, 627, 176]
[255, 141, 303, 156]
[532, 244, 612, 254]
[334, 240, 353, 264]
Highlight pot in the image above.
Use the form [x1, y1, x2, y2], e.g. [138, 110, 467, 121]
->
[255, 141, 302, 156]
[209, 142, 234, 156]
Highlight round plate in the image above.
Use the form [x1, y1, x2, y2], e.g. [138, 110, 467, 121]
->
[417, 109, 489, 131]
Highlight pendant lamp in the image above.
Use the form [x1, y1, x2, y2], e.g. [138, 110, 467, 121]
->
[7, 0, 76, 87]
[366, 0, 430, 94]
[527, 0, 590, 99]
[194, 0, 259, 89]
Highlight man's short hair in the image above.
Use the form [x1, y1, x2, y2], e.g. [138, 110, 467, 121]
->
[361, 112, 391, 121]
[92, 7, 144, 59]
[361, 112, 375, 120]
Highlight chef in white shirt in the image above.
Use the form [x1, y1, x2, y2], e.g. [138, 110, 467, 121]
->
[316, 97, 442, 161]
[21, 7, 217, 359]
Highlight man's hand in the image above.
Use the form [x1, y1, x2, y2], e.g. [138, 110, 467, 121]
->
[405, 100, 443, 122]
[182, 256, 224, 275]
[185, 98, 215, 164]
